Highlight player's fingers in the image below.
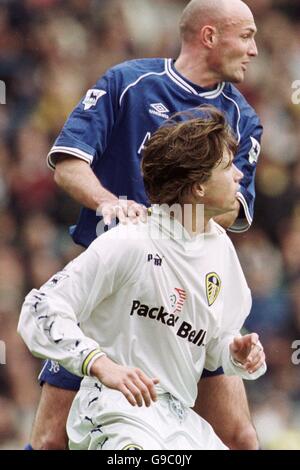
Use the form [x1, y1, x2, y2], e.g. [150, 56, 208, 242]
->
[119, 384, 137, 407]
[246, 342, 264, 364]
[247, 344, 264, 362]
[128, 203, 148, 223]
[234, 334, 259, 357]
[116, 205, 128, 224]
[249, 333, 259, 348]
[247, 352, 266, 373]
[246, 353, 260, 368]
[137, 370, 158, 403]
[101, 207, 113, 225]
[134, 204, 148, 218]
[127, 205, 141, 224]
[132, 377, 152, 407]
[245, 348, 264, 369]
[124, 380, 144, 407]
[138, 205, 148, 223]
[247, 340, 264, 361]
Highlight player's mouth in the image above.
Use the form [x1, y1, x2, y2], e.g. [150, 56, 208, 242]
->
[241, 62, 250, 71]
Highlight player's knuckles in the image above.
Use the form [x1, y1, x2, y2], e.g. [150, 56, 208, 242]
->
[138, 384, 149, 396]
[115, 379, 126, 389]
[127, 370, 139, 380]
[139, 374, 152, 385]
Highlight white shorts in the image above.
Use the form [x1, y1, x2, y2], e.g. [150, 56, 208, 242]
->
[67, 377, 227, 450]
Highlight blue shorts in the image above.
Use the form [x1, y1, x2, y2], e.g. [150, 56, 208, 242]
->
[38, 360, 82, 391]
[38, 360, 224, 392]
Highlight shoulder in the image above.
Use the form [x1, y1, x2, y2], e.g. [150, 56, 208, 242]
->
[89, 222, 149, 268]
[107, 58, 166, 82]
[98, 58, 167, 104]
[210, 221, 239, 255]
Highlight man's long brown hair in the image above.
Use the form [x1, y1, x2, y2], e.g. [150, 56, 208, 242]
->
[142, 106, 237, 205]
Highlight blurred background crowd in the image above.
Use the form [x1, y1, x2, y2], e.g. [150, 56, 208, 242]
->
[0, 0, 300, 449]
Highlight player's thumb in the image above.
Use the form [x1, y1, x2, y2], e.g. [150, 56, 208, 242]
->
[152, 378, 160, 384]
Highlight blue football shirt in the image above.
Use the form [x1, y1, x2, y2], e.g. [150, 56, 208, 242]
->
[48, 58, 262, 247]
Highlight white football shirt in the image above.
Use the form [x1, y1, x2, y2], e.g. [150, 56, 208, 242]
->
[18, 209, 266, 407]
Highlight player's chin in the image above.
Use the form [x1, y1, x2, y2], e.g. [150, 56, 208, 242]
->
[229, 70, 245, 84]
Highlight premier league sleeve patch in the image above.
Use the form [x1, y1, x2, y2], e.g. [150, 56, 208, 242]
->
[248, 136, 261, 164]
[83, 89, 107, 110]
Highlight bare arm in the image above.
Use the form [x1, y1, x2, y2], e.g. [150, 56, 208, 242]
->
[54, 155, 117, 211]
[194, 375, 258, 449]
[54, 155, 147, 224]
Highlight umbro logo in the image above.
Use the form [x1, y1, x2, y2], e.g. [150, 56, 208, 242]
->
[149, 103, 170, 119]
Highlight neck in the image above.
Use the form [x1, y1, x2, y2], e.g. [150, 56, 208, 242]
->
[172, 203, 212, 236]
[175, 50, 222, 88]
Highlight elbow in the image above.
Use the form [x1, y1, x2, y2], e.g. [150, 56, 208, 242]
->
[53, 154, 73, 188]
[17, 307, 32, 347]
[54, 164, 65, 188]
[226, 423, 259, 450]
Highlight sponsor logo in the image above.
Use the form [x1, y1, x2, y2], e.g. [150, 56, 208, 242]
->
[83, 89, 107, 110]
[149, 103, 170, 119]
[206, 272, 221, 306]
[248, 136, 261, 164]
[130, 300, 206, 347]
[147, 253, 163, 266]
[170, 288, 187, 315]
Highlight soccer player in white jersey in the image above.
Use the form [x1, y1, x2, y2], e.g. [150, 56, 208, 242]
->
[28, 0, 262, 451]
[18, 107, 266, 450]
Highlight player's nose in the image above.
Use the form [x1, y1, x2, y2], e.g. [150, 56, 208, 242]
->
[248, 38, 258, 57]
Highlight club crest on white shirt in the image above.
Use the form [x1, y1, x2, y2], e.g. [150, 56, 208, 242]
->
[83, 89, 107, 110]
[206, 272, 221, 306]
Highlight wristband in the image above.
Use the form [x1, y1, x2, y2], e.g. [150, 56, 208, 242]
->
[82, 348, 106, 376]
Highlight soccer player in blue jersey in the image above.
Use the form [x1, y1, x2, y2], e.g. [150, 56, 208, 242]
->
[28, 0, 262, 450]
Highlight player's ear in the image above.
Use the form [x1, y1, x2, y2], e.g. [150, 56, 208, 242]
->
[192, 182, 205, 198]
[200, 25, 218, 49]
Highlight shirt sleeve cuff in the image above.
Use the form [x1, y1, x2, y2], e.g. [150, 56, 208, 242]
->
[81, 348, 106, 376]
[228, 192, 252, 233]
